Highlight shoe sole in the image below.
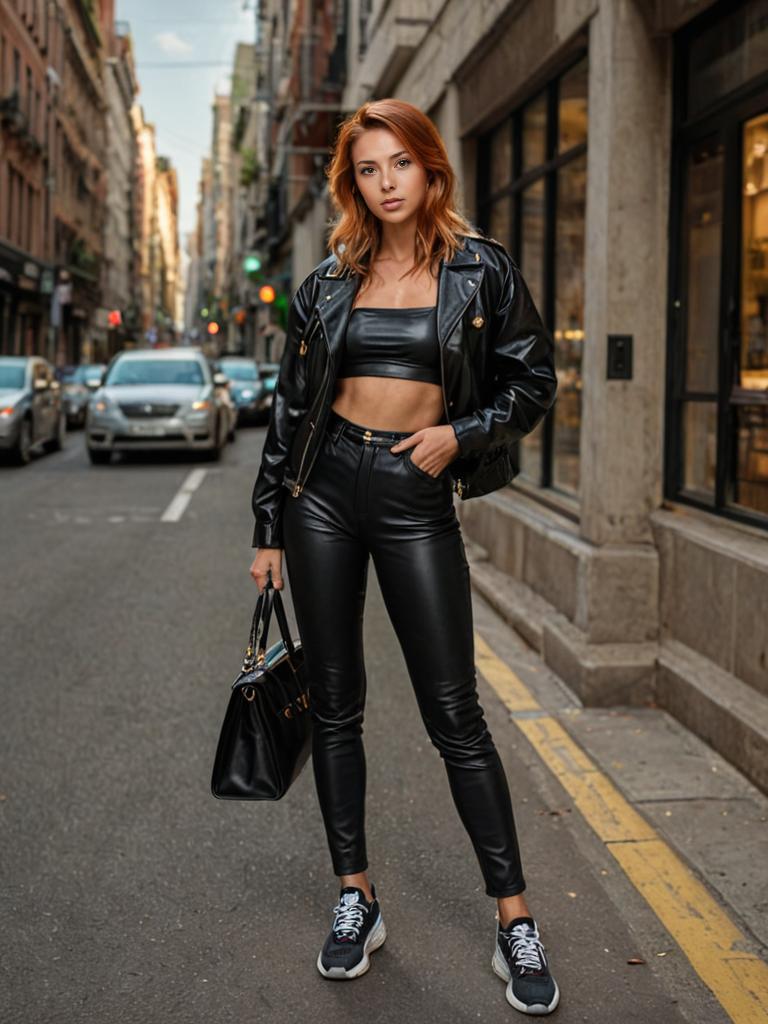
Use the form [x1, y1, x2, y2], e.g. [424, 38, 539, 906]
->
[491, 946, 560, 1015]
[316, 914, 387, 979]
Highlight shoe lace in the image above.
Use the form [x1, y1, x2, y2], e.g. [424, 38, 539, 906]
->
[332, 899, 367, 942]
[504, 923, 546, 973]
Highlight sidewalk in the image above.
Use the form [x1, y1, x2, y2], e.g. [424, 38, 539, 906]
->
[466, 539, 768, 1024]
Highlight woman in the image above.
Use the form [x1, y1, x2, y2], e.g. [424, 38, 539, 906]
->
[249, 98, 560, 1016]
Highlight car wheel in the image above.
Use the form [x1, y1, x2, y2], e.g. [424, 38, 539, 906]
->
[88, 447, 112, 465]
[46, 411, 66, 452]
[227, 417, 237, 443]
[12, 417, 33, 465]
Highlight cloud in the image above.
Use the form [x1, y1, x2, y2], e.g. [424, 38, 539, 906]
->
[154, 32, 193, 56]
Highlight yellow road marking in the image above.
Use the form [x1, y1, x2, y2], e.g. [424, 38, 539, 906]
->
[474, 631, 768, 1024]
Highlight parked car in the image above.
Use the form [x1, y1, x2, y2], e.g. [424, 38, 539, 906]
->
[85, 348, 236, 464]
[255, 361, 280, 423]
[0, 355, 66, 464]
[56, 363, 107, 427]
[213, 356, 263, 425]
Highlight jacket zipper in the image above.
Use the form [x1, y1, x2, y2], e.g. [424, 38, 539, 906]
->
[298, 313, 320, 357]
[291, 419, 316, 495]
[439, 271, 484, 498]
[291, 318, 332, 496]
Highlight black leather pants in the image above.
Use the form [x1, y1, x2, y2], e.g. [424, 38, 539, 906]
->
[282, 407, 526, 898]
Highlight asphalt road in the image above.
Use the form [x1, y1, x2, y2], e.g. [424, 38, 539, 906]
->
[0, 425, 729, 1023]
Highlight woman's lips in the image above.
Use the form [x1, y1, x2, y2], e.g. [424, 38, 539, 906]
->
[381, 198, 404, 209]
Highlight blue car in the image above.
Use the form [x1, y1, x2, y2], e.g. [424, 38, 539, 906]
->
[214, 357, 266, 425]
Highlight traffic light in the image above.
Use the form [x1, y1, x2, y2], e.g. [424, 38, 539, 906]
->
[243, 253, 262, 275]
[207, 321, 220, 336]
[258, 284, 275, 303]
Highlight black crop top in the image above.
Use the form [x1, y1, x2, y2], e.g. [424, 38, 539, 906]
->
[337, 306, 441, 385]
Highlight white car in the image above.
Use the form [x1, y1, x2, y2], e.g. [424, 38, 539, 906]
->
[0, 356, 66, 464]
[86, 348, 236, 464]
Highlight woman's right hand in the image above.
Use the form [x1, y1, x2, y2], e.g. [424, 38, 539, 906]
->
[250, 547, 284, 592]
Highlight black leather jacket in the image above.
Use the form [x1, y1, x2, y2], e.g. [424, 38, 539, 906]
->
[250, 232, 557, 548]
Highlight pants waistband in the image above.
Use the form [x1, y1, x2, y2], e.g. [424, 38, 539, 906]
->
[326, 408, 414, 445]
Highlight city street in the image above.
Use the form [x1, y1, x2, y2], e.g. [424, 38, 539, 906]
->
[1, 425, 764, 1024]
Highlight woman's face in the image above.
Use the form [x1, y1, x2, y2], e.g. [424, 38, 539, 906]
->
[350, 127, 430, 224]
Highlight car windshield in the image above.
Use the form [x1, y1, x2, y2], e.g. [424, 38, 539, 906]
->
[220, 363, 258, 381]
[62, 365, 103, 384]
[106, 359, 205, 386]
[0, 364, 26, 389]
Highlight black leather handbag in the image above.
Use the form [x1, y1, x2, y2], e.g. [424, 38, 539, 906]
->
[211, 577, 312, 800]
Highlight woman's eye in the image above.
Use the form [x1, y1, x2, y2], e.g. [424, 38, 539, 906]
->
[360, 158, 411, 176]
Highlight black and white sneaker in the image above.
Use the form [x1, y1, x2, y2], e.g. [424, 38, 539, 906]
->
[492, 915, 560, 1015]
[316, 883, 387, 979]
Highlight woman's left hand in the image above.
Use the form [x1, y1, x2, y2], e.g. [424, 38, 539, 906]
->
[390, 424, 460, 477]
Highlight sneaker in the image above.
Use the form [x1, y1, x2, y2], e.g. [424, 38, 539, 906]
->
[491, 915, 560, 1015]
[316, 883, 387, 979]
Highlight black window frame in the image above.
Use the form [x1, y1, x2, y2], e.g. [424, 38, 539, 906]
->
[666, 0, 768, 530]
[476, 47, 588, 495]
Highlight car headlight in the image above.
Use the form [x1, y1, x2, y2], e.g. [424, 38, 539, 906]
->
[240, 389, 254, 399]
[0, 404, 20, 418]
[191, 399, 211, 411]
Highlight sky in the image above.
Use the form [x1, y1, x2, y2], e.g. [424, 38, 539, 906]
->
[114, 0, 255, 246]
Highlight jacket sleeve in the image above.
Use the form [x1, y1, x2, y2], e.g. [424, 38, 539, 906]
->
[449, 252, 557, 458]
[250, 273, 315, 548]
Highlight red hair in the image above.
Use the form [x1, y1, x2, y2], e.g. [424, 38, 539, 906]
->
[324, 98, 481, 281]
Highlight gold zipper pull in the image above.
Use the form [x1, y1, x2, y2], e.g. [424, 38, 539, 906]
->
[456, 479, 464, 497]
[299, 339, 307, 356]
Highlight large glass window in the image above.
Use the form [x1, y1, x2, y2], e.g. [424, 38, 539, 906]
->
[478, 54, 588, 497]
[669, 0, 768, 527]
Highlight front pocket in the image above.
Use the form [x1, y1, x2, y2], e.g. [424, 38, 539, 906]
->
[405, 449, 442, 481]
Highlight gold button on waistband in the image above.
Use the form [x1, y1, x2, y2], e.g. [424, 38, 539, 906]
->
[472, 315, 485, 328]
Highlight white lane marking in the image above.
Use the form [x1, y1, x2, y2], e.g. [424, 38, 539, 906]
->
[161, 468, 208, 522]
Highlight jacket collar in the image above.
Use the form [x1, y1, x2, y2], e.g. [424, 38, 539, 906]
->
[313, 236, 485, 355]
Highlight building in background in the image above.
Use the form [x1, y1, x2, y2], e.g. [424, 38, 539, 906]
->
[156, 154, 181, 337]
[1, 0, 182, 361]
[0, 0, 69, 358]
[102, 14, 140, 356]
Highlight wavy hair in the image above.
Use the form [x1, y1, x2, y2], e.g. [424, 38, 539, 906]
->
[324, 98, 482, 281]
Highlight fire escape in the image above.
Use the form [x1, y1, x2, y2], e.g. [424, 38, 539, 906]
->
[258, 0, 347, 260]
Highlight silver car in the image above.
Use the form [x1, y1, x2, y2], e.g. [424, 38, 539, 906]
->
[86, 348, 236, 464]
[0, 356, 67, 464]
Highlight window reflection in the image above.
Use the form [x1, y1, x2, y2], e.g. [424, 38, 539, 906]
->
[479, 57, 588, 496]
[490, 120, 513, 189]
[683, 402, 717, 500]
[685, 138, 722, 394]
[559, 58, 588, 153]
[489, 196, 512, 250]
[553, 153, 586, 494]
[732, 111, 768, 513]
[522, 93, 547, 172]
[521, 178, 545, 310]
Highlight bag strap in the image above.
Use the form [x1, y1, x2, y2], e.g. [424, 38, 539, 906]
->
[242, 570, 297, 670]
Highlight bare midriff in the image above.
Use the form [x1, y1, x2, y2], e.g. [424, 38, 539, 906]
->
[330, 376, 444, 433]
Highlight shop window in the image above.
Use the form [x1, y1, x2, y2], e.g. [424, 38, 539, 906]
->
[477, 53, 588, 497]
[669, 0, 768, 527]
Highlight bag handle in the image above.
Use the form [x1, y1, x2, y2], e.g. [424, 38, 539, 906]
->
[242, 570, 297, 671]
